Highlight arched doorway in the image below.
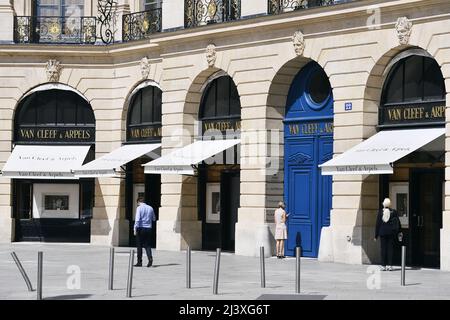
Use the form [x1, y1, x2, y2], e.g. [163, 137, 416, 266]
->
[125, 83, 162, 248]
[198, 75, 241, 251]
[9, 87, 95, 242]
[379, 53, 446, 268]
[284, 61, 334, 257]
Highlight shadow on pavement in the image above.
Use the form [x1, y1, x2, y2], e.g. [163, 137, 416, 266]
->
[44, 294, 93, 300]
[151, 263, 180, 268]
[127, 294, 158, 298]
[256, 294, 326, 300]
[386, 267, 424, 272]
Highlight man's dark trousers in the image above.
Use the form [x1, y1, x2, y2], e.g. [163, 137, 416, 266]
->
[136, 227, 152, 264]
[380, 235, 394, 266]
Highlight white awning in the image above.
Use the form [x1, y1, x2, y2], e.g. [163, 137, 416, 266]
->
[74, 143, 161, 178]
[144, 139, 240, 175]
[320, 128, 445, 175]
[0, 145, 91, 179]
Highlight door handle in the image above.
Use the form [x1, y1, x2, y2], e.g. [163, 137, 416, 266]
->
[418, 216, 423, 227]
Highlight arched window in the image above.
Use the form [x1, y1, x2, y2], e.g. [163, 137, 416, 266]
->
[307, 67, 332, 107]
[382, 56, 445, 105]
[380, 55, 446, 127]
[127, 85, 162, 142]
[199, 76, 241, 136]
[286, 62, 333, 120]
[15, 89, 95, 143]
[200, 76, 240, 120]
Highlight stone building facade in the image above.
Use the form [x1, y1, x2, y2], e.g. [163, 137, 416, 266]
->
[0, 0, 449, 270]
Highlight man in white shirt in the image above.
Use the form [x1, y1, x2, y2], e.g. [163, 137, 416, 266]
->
[134, 197, 156, 267]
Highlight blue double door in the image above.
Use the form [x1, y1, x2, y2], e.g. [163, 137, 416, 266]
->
[283, 61, 334, 257]
[284, 123, 333, 258]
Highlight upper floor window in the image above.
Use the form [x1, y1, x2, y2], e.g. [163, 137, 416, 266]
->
[268, 0, 354, 15]
[35, 0, 84, 17]
[142, 0, 162, 11]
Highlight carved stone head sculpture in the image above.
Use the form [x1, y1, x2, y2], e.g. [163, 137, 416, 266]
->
[206, 44, 217, 68]
[140, 57, 150, 79]
[46, 59, 61, 82]
[395, 17, 413, 45]
[292, 30, 305, 56]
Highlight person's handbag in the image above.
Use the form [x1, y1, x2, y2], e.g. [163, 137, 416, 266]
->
[391, 209, 403, 244]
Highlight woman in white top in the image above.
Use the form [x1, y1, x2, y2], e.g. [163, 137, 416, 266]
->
[274, 201, 288, 259]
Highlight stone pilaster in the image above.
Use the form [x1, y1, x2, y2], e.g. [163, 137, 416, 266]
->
[157, 174, 201, 250]
[162, 0, 184, 31]
[115, 0, 130, 43]
[90, 81, 129, 246]
[0, 181, 13, 242]
[156, 74, 203, 251]
[0, 0, 14, 43]
[241, 0, 267, 17]
[235, 81, 281, 257]
[323, 64, 381, 264]
[0, 92, 14, 242]
[91, 176, 128, 246]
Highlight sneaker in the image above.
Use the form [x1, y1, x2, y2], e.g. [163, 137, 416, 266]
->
[380, 266, 386, 271]
[387, 266, 393, 271]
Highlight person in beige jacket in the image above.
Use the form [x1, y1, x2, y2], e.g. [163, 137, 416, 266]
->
[274, 201, 289, 259]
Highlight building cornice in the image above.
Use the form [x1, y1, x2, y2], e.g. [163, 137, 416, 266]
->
[0, 0, 448, 58]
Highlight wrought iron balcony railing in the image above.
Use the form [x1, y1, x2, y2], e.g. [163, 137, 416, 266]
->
[185, 0, 241, 28]
[122, 8, 162, 42]
[14, 16, 96, 44]
[268, 0, 355, 15]
[11, 1, 360, 45]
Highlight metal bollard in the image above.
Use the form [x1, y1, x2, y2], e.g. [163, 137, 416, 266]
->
[213, 248, 221, 295]
[401, 246, 406, 286]
[126, 250, 135, 298]
[37, 251, 43, 300]
[11, 252, 33, 292]
[295, 247, 301, 294]
[260, 246, 265, 288]
[186, 246, 191, 289]
[108, 247, 115, 290]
